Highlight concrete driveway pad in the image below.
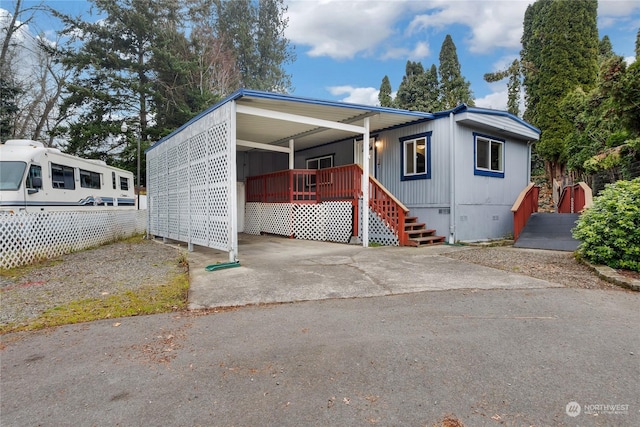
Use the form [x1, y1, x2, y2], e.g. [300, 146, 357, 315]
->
[187, 234, 559, 309]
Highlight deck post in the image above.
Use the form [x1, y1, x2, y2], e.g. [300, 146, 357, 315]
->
[289, 139, 294, 169]
[362, 118, 370, 248]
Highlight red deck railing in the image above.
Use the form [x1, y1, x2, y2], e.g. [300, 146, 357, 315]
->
[246, 165, 409, 244]
[246, 169, 317, 203]
[368, 175, 409, 246]
[511, 183, 539, 241]
[558, 182, 592, 213]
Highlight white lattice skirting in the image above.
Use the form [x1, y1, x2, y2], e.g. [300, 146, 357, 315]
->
[245, 202, 352, 243]
[0, 210, 147, 269]
[358, 200, 400, 246]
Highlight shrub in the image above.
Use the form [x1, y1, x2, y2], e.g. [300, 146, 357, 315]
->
[573, 178, 640, 271]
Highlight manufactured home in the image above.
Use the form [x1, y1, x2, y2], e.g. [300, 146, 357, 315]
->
[0, 139, 136, 212]
[146, 90, 539, 261]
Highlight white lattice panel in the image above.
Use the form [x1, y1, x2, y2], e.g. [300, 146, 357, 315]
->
[146, 102, 233, 252]
[358, 199, 399, 246]
[244, 202, 262, 235]
[262, 203, 294, 236]
[293, 204, 326, 241]
[324, 202, 353, 243]
[0, 210, 147, 269]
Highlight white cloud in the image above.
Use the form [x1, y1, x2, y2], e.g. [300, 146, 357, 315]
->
[381, 40, 430, 60]
[475, 88, 508, 111]
[327, 85, 379, 106]
[285, 0, 406, 59]
[624, 56, 636, 65]
[286, 0, 534, 61]
[598, 0, 640, 23]
[407, 0, 533, 53]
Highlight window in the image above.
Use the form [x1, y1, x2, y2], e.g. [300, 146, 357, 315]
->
[400, 132, 431, 181]
[80, 169, 101, 189]
[474, 133, 504, 178]
[120, 176, 130, 191]
[26, 164, 42, 188]
[51, 163, 75, 189]
[112, 172, 116, 190]
[306, 155, 333, 187]
[0, 161, 26, 191]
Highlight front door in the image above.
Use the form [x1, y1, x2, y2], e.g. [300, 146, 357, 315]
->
[354, 137, 376, 178]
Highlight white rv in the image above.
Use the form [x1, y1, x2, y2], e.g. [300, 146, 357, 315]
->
[0, 139, 136, 212]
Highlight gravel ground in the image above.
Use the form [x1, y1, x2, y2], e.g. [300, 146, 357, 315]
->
[444, 246, 628, 291]
[1, 241, 629, 328]
[0, 238, 184, 327]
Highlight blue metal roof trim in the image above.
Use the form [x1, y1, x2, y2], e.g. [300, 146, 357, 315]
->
[147, 89, 435, 153]
[431, 104, 541, 135]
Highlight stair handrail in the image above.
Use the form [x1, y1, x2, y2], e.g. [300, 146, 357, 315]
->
[558, 182, 593, 213]
[511, 182, 539, 241]
[363, 167, 410, 246]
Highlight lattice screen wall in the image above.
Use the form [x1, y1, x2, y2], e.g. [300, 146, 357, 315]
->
[147, 103, 234, 253]
[245, 201, 352, 243]
[358, 199, 399, 246]
[0, 210, 147, 269]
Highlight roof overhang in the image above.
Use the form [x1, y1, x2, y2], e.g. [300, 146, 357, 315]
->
[149, 89, 434, 154]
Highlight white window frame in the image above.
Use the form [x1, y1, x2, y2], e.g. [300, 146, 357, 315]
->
[305, 155, 334, 187]
[474, 133, 505, 178]
[400, 132, 431, 181]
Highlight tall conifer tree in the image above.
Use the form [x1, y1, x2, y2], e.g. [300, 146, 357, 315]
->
[438, 34, 474, 109]
[521, 0, 599, 178]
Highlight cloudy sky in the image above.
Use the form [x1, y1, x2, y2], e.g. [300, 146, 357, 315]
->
[7, 0, 640, 112]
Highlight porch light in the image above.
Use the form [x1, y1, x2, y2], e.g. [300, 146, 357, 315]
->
[375, 139, 382, 148]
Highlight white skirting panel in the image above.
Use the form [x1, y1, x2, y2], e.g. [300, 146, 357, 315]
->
[245, 201, 352, 243]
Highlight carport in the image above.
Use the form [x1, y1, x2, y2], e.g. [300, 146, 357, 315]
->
[145, 89, 432, 262]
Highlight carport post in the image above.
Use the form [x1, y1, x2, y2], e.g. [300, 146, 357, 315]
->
[289, 139, 294, 169]
[362, 117, 370, 248]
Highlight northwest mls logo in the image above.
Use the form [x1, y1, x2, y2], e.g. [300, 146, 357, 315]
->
[566, 401, 581, 417]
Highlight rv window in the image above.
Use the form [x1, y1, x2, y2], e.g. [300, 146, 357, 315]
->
[51, 163, 75, 189]
[120, 176, 129, 190]
[0, 161, 26, 191]
[26, 164, 42, 188]
[80, 169, 101, 189]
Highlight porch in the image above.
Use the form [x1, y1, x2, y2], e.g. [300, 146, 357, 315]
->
[245, 165, 446, 247]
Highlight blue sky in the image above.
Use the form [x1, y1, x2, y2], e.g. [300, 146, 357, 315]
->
[7, 0, 640, 112]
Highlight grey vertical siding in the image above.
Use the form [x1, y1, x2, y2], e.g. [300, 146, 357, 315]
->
[236, 151, 288, 181]
[453, 122, 532, 241]
[294, 138, 354, 168]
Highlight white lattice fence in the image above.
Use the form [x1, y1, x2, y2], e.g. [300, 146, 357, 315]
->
[245, 201, 352, 243]
[0, 210, 147, 269]
[146, 103, 233, 253]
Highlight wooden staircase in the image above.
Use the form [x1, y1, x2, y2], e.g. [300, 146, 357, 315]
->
[403, 215, 446, 247]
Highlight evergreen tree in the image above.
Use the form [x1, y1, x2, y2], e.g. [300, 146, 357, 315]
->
[438, 34, 474, 109]
[214, 0, 294, 92]
[395, 60, 424, 110]
[422, 64, 442, 112]
[599, 35, 615, 62]
[53, 0, 191, 178]
[378, 75, 393, 107]
[484, 59, 521, 116]
[636, 28, 640, 59]
[0, 78, 22, 139]
[521, 0, 599, 178]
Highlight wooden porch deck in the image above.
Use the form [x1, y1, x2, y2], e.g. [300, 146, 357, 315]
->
[246, 165, 445, 247]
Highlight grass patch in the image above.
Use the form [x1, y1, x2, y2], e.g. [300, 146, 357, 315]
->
[0, 272, 189, 334]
